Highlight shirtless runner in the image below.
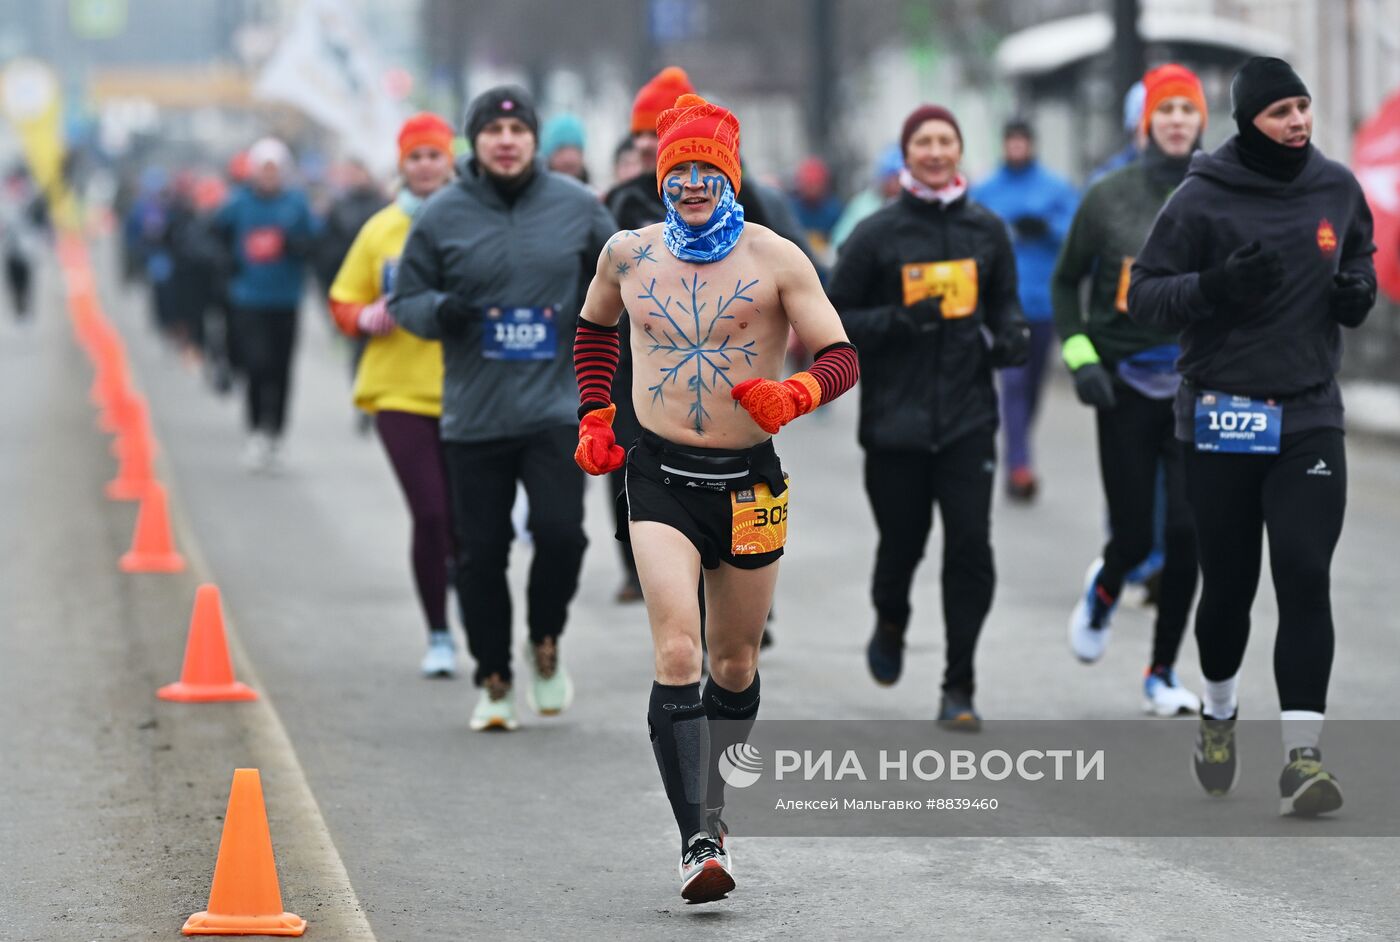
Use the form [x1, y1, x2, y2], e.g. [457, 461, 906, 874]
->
[571, 94, 859, 903]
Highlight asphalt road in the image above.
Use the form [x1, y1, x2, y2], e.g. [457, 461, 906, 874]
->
[4, 243, 1399, 940]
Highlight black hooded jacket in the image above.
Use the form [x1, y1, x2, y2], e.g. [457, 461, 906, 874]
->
[828, 189, 1024, 453]
[1128, 138, 1376, 438]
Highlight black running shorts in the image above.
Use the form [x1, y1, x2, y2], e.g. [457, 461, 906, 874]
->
[619, 430, 788, 571]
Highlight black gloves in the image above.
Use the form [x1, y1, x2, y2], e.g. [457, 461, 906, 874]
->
[1330, 271, 1375, 328]
[988, 322, 1030, 368]
[1012, 215, 1049, 240]
[892, 297, 943, 338]
[1072, 362, 1117, 409]
[1197, 240, 1284, 307]
[436, 294, 481, 335]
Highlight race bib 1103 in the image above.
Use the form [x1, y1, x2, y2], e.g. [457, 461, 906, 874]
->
[481, 306, 557, 361]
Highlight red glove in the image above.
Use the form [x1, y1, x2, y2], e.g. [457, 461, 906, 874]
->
[575, 403, 626, 475]
[731, 372, 821, 434]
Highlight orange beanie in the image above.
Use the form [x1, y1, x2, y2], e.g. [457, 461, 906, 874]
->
[1141, 64, 1208, 133]
[655, 93, 742, 195]
[397, 112, 454, 164]
[631, 66, 695, 134]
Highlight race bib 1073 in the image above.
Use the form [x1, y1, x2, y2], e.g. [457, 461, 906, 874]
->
[1193, 391, 1281, 454]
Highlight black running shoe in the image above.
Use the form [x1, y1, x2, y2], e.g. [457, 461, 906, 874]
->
[679, 837, 734, 903]
[1192, 712, 1239, 796]
[1279, 747, 1343, 817]
[867, 620, 905, 686]
[937, 689, 982, 732]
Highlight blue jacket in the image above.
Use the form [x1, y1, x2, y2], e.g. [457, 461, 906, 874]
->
[972, 161, 1078, 321]
[214, 187, 315, 310]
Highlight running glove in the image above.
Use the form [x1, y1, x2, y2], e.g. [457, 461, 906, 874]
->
[1329, 271, 1375, 328]
[892, 297, 942, 337]
[1062, 334, 1116, 409]
[1197, 241, 1284, 307]
[732, 373, 822, 434]
[436, 294, 481, 335]
[575, 403, 626, 475]
[988, 322, 1031, 367]
[1072, 363, 1117, 410]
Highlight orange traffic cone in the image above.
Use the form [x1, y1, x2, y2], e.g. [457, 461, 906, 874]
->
[182, 769, 306, 936]
[158, 585, 257, 702]
[119, 481, 185, 573]
[106, 424, 155, 501]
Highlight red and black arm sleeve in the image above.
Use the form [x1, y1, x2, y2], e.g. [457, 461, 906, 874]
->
[806, 340, 860, 406]
[575, 316, 621, 418]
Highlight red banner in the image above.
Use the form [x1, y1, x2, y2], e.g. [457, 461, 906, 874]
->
[1354, 91, 1400, 301]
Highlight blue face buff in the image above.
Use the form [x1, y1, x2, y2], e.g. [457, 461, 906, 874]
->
[661, 165, 745, 263]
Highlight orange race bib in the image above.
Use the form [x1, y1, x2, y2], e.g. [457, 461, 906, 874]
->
[730, 479, 790, 556]
[1115, 256, 1134, 313]
[901, 259, 980, 318]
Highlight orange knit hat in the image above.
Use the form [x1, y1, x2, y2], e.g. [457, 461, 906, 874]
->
[655, 93, 742, 195]
[1141, 64, 1208, 133]
[631, 66, 695, 134]
[397, 112, 454, 164]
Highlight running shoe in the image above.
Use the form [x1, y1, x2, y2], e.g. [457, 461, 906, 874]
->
[1068, 558, 1116, 663]
[1279, 747, 1343, 817]
[1192, 711, 1239, 796]
[866, 620, 905, 686]
[679, 836, 735, 903]
[241, 432, 272, 473]
[937, 689, 982, 732]
[419, 631, 456, 678]
[1142, 666, 1200, 717]
[525, 637, 573, 716]
[469, 678, 518, 732]
[1006, 467, 1038, 503]
[705, 809, 732, 869]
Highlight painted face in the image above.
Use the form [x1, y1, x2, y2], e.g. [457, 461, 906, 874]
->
[905, 119, 962, 190]
[475, 117, 536, 178]
[401, 145, 453, 197]
[662, 160, 728, 226]
[1252, 95, 1312, 147]
[1149, 96, 1204, 158]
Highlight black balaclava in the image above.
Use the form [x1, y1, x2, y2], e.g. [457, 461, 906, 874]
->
[464, 85, 540, 204]
[1231, 57, 1312, 182]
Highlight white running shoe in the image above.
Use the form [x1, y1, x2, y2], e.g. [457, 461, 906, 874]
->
[469, 682, 519, 731]
[1068, 558, 1115, 663]
[524, 637, 573, 716]
[241, 432, 272, 473]
[419, 631, 456, 678]
[1142, 667, 1201, 716]
[679, 835, 734, 903]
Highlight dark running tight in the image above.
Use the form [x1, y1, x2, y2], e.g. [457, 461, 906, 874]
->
[375, 411, 454, 636]
[1184, 427, 1346, 713]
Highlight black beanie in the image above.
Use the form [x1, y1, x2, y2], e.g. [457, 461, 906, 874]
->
[464, 85, 539, 142]
[1230, 57, 1310, 127]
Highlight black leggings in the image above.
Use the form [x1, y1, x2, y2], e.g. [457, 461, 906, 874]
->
[238, 306, 299, 435]
[1184, 427, 1346, 713]
[1094, 385, 1197, 669]
[443, 426, 587, 686]
[864, 431, 996, 696]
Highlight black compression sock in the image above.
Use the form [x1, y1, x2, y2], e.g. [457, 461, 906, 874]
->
[648, 681, 709, 848]
[704, 672, 760, 813]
